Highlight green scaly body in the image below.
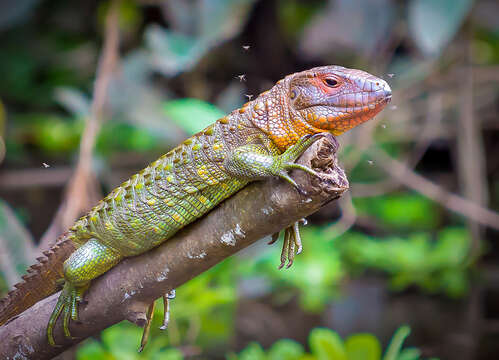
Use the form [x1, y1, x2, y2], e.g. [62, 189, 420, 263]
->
[69, 114, 260, 257]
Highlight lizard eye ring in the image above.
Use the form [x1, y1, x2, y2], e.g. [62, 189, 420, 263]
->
[290, 89, 297, 99]
[324, 78, 339, 88]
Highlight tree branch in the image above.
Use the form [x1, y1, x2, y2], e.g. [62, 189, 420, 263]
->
[370, 147, 499, 230]
[0, 135, 348, 360]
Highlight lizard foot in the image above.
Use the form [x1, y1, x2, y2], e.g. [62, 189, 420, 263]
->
[138, 289, 176, 352]
[47, 281, 88, 346]
[275, 134, 324, 190]
[159, 289, 176, 330]
[269, 219, 306, 269]
[139, 300, 156, 353]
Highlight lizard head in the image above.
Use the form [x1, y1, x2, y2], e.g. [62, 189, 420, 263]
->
[287, 65, 392, 135]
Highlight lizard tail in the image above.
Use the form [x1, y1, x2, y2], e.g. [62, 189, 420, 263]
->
[0, 233, 76, 326]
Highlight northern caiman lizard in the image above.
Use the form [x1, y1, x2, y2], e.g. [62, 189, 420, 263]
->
[0, 65, 392, 349]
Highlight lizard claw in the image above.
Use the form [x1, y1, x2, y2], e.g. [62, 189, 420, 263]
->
[139, 301, 156, 352]
[276, 221, 304, 269]
[296, 186, 308, 196]
[268, 232, 280, 245]
[47, 282, 88, 346]
[159, 289, 176, 330]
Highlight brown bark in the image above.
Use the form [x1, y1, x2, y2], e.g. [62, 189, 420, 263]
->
[0, 135, 348, 360]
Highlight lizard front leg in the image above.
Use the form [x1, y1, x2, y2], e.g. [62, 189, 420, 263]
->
[47, 238, 122, 346]
[224, 134, 322, 268]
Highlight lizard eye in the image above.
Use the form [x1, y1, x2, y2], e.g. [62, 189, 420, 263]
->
[324, 78, 339, 87]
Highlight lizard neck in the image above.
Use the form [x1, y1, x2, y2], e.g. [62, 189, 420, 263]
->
[248, 81, 323, 152]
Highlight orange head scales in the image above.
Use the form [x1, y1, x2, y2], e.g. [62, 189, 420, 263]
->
[249, 65, 392, 151]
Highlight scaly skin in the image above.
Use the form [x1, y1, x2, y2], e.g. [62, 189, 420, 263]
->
[0, 65, 392, 348]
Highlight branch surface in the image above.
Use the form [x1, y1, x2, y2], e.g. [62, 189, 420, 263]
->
[0, 135, 348, 360]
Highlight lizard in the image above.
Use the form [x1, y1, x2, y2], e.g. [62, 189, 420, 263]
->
[0, 65, 391, 349]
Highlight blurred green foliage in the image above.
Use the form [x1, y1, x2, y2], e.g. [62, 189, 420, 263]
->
[4, 97, 228, 161]
[163, 98, 225, 135]
[244, 326, 438, 360]
[277, 0, 325, 40]
[408, 0, 473, 56]
[353, 193, 442, 231]
[339, 228, 470, 297]
[77, 325, 435, 360]
[5, 113, 163, 159]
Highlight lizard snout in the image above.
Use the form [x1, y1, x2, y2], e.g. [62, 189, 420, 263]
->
[373, 78, 392, 104]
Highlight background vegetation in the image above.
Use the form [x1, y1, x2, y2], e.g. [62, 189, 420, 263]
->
[0, 0, 498, 359]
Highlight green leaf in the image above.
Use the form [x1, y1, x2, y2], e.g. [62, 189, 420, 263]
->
[345, 334, 382, 360]
[309, 328, 347, 360]
[197, 0, 256, 43]
[268, 339, 305, 360]
[54, 87, 90, 117]
[151, 348, 184, 360]
[408, 0, 473, 56]
[353, 193, 440, 230]
[237, 342, 266, 360]
[432, 227, 470, 266]
[146, 25, 204, 76]
[383, 326, 411, 360]
[163, 98, 225, 135]
[101, 325, 143, 360]
[396, 348, 421, 360]
[76, 339, 113, 360]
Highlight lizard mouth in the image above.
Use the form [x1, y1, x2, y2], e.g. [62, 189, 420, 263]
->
[300, 86, 392, 113]
[298, 93, 391, 131]
[303, 95, 391, 116]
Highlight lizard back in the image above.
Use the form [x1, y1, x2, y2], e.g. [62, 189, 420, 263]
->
[65, 108, 267, 255]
